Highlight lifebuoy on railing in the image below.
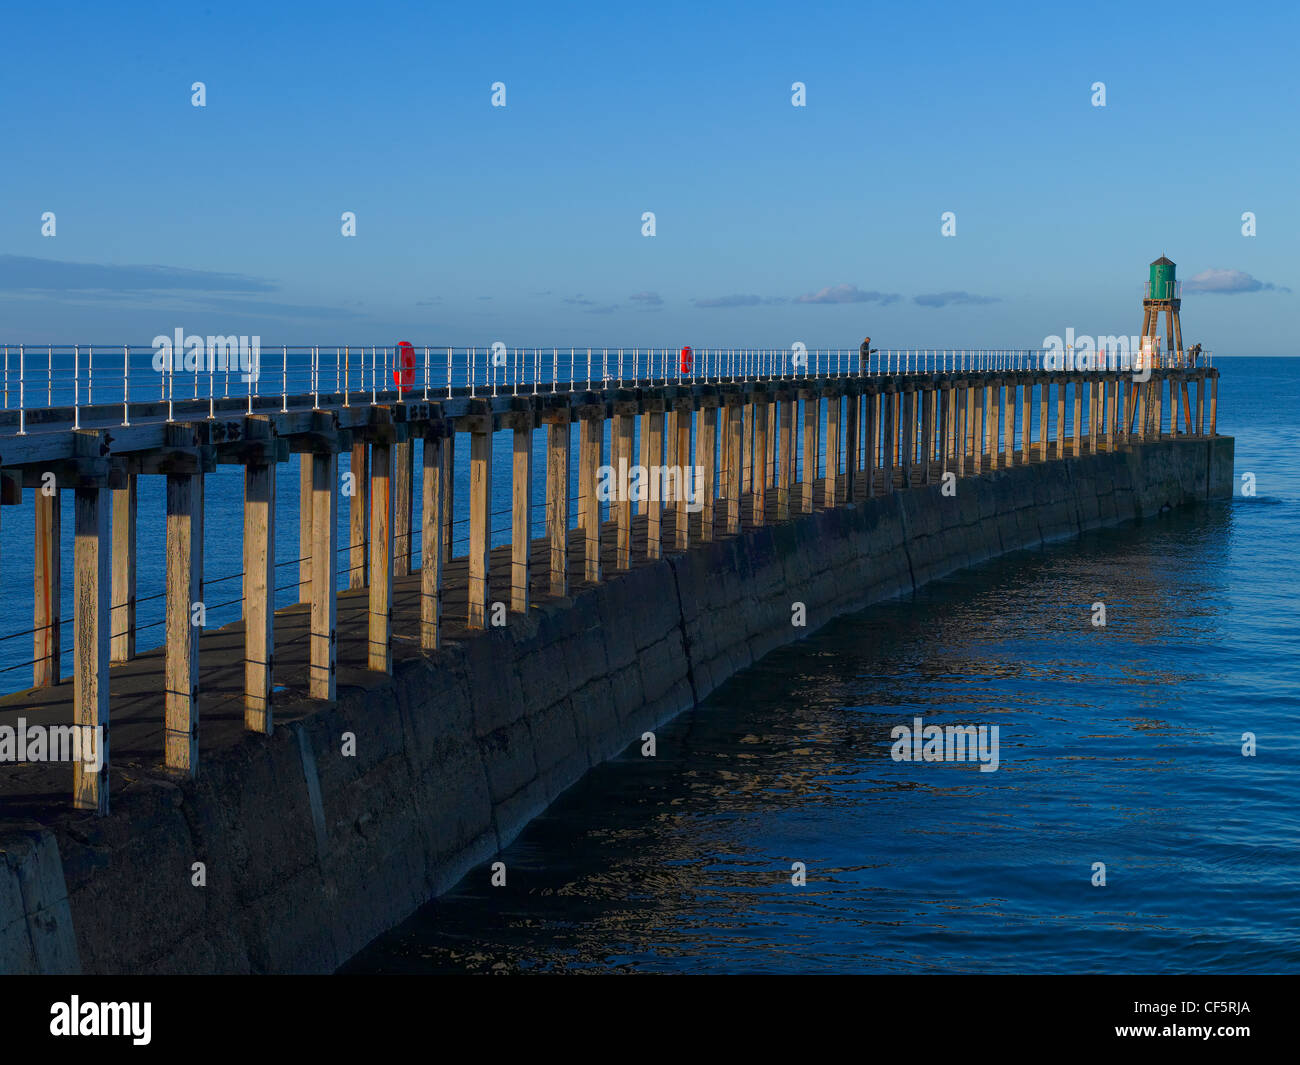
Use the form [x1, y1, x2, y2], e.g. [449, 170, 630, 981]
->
[679, 345, 693, 375]
[394, 340, 416, 392]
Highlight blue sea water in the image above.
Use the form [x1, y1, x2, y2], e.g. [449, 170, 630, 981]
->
[342, 356, 1300, 974]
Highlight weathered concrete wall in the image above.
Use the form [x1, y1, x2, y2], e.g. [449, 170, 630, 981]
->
[0, 435, 1233, 974]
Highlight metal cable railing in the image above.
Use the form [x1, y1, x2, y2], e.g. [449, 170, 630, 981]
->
[0, 344, 1212, 435]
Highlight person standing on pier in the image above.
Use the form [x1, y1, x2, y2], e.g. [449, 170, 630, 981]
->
[859, 336, 874, 371]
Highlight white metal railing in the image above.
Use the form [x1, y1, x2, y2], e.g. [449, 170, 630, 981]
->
[0, 345, 1213, 435]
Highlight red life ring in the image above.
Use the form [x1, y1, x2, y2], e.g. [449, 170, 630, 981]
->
[394, 341, 416, 392]
[679, 345, 693, 375]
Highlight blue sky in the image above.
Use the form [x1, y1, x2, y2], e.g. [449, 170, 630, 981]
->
[0, 0, 1295, 353]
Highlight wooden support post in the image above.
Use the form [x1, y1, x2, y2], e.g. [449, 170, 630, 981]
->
[73, 479, 110, 814]
[442, 433, 455, 564]
[844, 392, 859, 500]
[921, 388, 935, 483]
[1018, 382, 1029, 464]
[825, 395, 840, 505]
[637, 413, 650, 515]
[1195, 374, 1206, 435]
[512, 422, 533, 608]
[468, 425, 492, 626]
[349, 441, 368, 590]
[421, 432, 444, 650]
[1055, 381, 1067, 458]
[984, 385, 995, 470]
[777, 400, 792, 519]
[801, 397, 817, 512]
[393, 439, 414, 576]
[1105, 380, 1115, 451]
[1210, 375, 1218, 436]
[701, 406, 718, 541]
[883, 390, 897, 490]
[865, 392, 879, 495]
[577, 417, 591, 536]
[759, 403, 769, 491]
[726, 402, 742, 532]
[110, 474, 136, 663]
[165, 471, 203, 773]
[967, 384, 977, 473]
[582, 415, 602, 582]
[1038, 380, 1049, 460]
[900, 391, 914, 485]
[1003, 382, 1014, 465]
[647, 410, 664, 554]
[1088, 381, 1098, 452]
[676, 408, 692, 550]
[298, 453, 312, 603]
[741, 402, 753, 495]
[368, 439, 394, 673]
[892, 393, 903, 476]
[972, 387, 985, 474]
[1181, 380, 1193, 437]
[938, 389, 950, 479]
[243, 461, 275, 732]
[718, 406, 730, 513]
[989, 384, 1002, 470]
[615, 414, 633, 568]
[751, 401, 767, 525]
[546, 420, 569, 597]
[34, 486, 61, 687]
[309, 452, 337, 701]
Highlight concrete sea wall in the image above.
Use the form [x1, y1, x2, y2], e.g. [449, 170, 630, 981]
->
[0, 435, 1234, 973]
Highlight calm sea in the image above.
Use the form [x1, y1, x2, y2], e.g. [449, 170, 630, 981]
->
[342, 356, 1300, 974]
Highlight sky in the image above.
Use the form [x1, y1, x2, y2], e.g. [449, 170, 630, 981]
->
[0, 0, 1296, 354]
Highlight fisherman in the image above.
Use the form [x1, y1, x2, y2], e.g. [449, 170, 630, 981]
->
[859, 336, 875, 371]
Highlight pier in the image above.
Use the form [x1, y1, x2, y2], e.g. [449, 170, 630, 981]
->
[0, 344, 1232, 973]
